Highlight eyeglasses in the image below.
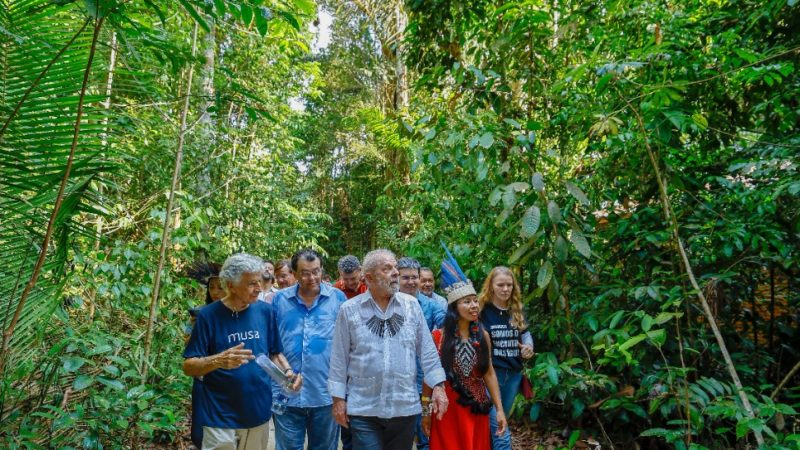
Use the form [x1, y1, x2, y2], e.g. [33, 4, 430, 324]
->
[299, 268, 322, 279]
[400, 275, 419, 282]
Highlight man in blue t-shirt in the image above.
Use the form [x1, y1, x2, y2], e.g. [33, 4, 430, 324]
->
[184, 253, 301, 450]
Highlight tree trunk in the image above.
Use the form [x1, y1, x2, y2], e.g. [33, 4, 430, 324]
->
[94, 31, 118, 251]
[621, 93, 764, 446]
[141, 22, 200, 380]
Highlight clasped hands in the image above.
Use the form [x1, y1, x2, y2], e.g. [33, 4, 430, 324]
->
[421, 384, 449, 437]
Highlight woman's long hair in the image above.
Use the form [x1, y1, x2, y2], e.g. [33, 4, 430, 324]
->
[477, 266, 527, 331]
[440, 302, 490, 377]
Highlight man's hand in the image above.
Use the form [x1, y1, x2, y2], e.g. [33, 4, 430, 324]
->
[288, 372, 303, 391]
[495, 409, 508, 436]
[519, 342, 534, 360]
[332, 398, 349, 428]
[216, 343, 254, 369]
[430, 384, 448, 420]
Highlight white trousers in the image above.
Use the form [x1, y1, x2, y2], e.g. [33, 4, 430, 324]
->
[202, 421, 270, 450]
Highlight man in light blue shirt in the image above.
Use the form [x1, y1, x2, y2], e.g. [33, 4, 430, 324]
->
[396, 257, 445, 450]
[329, 249, 448, 450]
[420, 267, 448, 311]
[272, 249, 347, 450]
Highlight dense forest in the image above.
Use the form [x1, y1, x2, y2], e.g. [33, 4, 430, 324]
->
[0, 0, 798, 448]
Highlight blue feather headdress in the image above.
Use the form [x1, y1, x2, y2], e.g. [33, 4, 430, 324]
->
[440, 242, 477, 304]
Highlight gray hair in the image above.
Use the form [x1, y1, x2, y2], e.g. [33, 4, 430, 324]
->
[396, 257, 421, 272]
[337, 255, 361, 274]
[362, 249, 396, 274]
[220, 253, 265, 286]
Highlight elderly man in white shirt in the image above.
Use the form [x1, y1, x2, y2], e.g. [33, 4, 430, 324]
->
[329, 249, 449, 450]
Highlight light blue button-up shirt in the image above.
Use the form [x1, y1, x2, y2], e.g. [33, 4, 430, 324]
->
[416, 292, 445, 331]
[429, 292, 448, 311]
[272, 283, 347, 408]
[329, 291, 446, 418]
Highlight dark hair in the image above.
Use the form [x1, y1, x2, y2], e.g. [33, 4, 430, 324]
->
[275, 259, 291, 272]
[338, 255, 361, 274]
[397, 257, 421, 273]
[291, 248, 322, 271]
[264, 259, 275, 267]
[440, 302, 490, 378]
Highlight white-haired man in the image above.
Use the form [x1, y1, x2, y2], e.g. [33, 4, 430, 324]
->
[329, 249, 448, 450]
[184, 253, 301, 450]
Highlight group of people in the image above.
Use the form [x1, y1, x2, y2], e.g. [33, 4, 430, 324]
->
[183, 247, 534, 450]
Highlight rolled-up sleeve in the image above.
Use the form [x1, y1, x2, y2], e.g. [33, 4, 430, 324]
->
[416, 306, 446, 388]
[328, 306, 350, 399]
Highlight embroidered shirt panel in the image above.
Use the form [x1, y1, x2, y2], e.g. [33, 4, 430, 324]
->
[328, 291, 446, 418]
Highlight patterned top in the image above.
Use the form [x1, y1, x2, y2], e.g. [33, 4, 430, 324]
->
[329, 291, 446, 418]
[433, 329, 491, 414]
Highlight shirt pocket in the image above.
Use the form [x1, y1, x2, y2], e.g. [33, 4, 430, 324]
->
[347, 375, 380, 400]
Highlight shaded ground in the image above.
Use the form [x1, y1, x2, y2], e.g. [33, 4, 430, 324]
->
[157, 413, 599, 450]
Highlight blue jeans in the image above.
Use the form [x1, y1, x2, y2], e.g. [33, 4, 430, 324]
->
[414, 413, 429, 450]
[348, 415, 416, 450]
[273, 405, 339, 450]
[490, 368, 522, 450]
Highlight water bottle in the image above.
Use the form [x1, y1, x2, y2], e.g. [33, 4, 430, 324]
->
[255, 354, 300, 396]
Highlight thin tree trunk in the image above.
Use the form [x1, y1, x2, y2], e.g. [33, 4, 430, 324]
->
[94, 31, 118, 251]
[1, 16, 105, 361]
[768, 264, 776, 356]
[620, 93, 764, 446]
[141, 22, 200, 380]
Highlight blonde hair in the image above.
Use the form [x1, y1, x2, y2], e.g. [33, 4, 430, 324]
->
[478, 266, 527, 331]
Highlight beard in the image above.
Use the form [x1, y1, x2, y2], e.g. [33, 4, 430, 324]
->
[375, 277, 399, 295]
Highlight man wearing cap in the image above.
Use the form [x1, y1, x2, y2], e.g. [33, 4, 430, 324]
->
[329, 249, 449, 450]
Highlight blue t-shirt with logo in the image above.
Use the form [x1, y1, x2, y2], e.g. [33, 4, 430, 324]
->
[184, 300, 282, 429]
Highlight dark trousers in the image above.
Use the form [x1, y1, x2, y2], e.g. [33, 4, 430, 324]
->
[348, 415, 417, 450]
[341, 425, 352, 450]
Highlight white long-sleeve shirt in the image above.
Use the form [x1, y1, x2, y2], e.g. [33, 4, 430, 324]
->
[328, 291, 446, 418]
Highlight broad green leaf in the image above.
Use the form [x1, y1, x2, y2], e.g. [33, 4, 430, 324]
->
[73, 375, 95, 391]
[520, 206, 540, 238]
[609, 310, 625, 329]
[537, 261, 553, 288]
[509, 241, 532, 264]
[546, 366, 559, 385]
[570, 230, 591, 258]
[647, 329, 666, 346]
[479, 131, 494, 148]
[62, 356, 86, 373]
[489, 187, 503, 206]
[619, 334, 647, 351]
[529, 402, 541, 421]
[531, 172, 545, 192]
[547, 200, 562, 223]
[178, 0, 211, 32]
[292, 0, 317, 15]
[502, 188, 516, 209]
[641, 314, 653, 332]
[554, 235, 568, 261]
[565, 181, 590, 205]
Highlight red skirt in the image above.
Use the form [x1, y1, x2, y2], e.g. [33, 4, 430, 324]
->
[429, 382, 490, 450]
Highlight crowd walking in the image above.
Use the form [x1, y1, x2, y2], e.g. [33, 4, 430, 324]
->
[183, 247, 534, 450]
